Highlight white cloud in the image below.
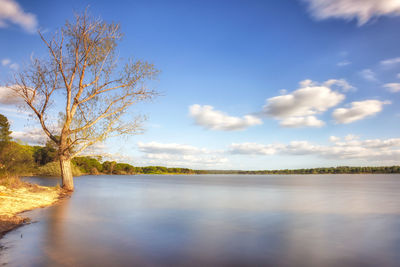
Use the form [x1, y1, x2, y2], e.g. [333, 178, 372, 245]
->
[337, 60, 351, 67]
[189, 104, 262, 131]
[303, 0, 400, 25]
[380, 57, 400, 66]
[229, 136, 400, 164]
[137, 141, 228, 168]
[397, 73, 400, 79]
[11, 128, 48, 145]
[262, 79, 346, 127]
[383, 83, 400, 93]
[279, 116, 325, 128]
[360, 69, 377, 81]
[333, 100, 390, 124]
[0, 0, 38, 33]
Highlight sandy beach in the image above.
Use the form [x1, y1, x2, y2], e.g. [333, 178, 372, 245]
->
[0, 182, 65, 237]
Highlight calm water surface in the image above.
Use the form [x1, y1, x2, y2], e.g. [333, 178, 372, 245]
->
[1, 174, 400, 266]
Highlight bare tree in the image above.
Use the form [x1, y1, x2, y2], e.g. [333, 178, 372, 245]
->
[8, 11, 158, 191]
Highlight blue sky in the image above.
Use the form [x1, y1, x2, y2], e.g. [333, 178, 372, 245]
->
[1, 0, 400, 169]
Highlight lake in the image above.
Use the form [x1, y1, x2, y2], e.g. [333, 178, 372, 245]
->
[1, 174, 400, 266]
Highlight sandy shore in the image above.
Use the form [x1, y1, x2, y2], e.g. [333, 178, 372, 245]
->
[0, 183, 67, 238]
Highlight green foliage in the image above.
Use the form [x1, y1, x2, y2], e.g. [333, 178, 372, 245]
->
[0, 114, 35, 176]
[0, 114, 12, 144]
[113, 163, 136, 174]
[0, 142, 35, 175]
[140, 166, 194, 174]
[102, 161, 117, 174]
[72, 157, 103, 174]
[33, 139, 58, 166]
[37, 161, 82, 177]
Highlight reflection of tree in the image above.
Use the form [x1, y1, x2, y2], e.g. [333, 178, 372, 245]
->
[42, 199, 76, 266]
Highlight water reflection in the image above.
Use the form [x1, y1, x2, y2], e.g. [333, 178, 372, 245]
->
[2, 175, 400, 266]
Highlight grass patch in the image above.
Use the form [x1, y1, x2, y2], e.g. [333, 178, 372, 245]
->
[0, 174, 28, 189]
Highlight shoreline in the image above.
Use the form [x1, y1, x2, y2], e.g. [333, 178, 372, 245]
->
[0, 182, 69, 239]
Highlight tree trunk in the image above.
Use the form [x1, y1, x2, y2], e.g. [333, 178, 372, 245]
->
[60, 157, 74, 191]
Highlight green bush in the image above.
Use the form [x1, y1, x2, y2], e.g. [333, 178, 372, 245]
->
[0, 142, 35, 175]
[37, 161, 82, 177]
[72, 157, 103, 174]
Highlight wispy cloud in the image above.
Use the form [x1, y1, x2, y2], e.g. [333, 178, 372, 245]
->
[1, 58, 10, 66]
[8, 63, 19, 70]
[323, 79, 355, 92]
[1, 58, 18, 70]
[137, 136, 400, 168]
[189, 104, 262, 131]
[230, 143, 284, 156]
[11, 128, 48, 145]
[0, 85, 23, 105]
[137, 141, 228, 168]
[229, 136, 400, 164]
[0, 106, 29, 119]
[383, 83, 400, 93]
[359, 69, 377, 81]
[138, 141, 210, 155]
[302, 0, 400, 26]
[0, 0, 38, 33]
[261, 79, 348, 128]
[380, 57, 400, 66]
[332, 100, 390, 124]
[337, 60, 351, 67]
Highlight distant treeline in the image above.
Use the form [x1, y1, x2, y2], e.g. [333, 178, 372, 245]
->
[195, 166, 400, 175]
[66, 159, 400, 175]
[72, 157, 195, 175]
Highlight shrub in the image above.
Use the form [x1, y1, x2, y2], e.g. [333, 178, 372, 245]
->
[0, 174, 27, 188]
[37, 162, 82, 177]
